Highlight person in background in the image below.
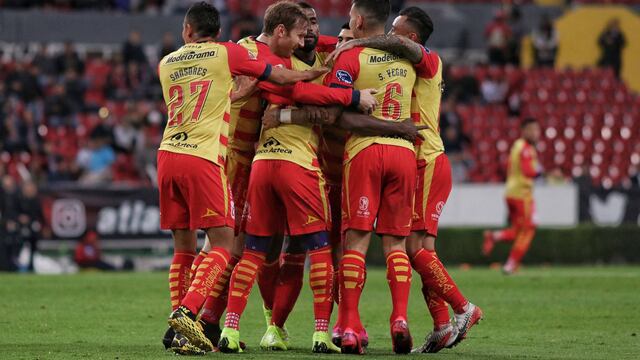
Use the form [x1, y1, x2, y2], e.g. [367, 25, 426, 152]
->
[507, 6, 525, 66]
[76, 128, 116, 185]
[18, 180, 44, 272]
[229, 1, 260, 41]
[484, 10, 512, 65]
[598, 18, 626, 78]
[337, 23, 354, 47]
[480, 67, 509, 104]
[122, 30, 148, 65]
[74, 231, 116, 271]
[532, 15, 558, 68]
[158, 32, 177, 60]
[1, 176, 20, 271]
[55, 41, 84, 74]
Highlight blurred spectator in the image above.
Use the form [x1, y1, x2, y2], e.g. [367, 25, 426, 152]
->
[5, 63, 42, 102]
[443, 126, 471, 183]
[74, 231, 116, 271]
[55, 41, 84, 74]
[44, 84, 74, 127]
[32, 43, 57, 77]
[598, 19, 626, 78]
[440, 97, 464, 134]
[230, 1, 260, 41]
[114, 103, 144, 154]
[122, 30, 148, 65]
[484, 10, 512, 65]
[75, 128, 116, 185]
[444, 66, 479, 104]
[0, 176, 20, 271]
[17, 181, 43, 272]
[507, 6, 525, 66]
[158, 32, 177, 60]
[63, 69, 86, 111]
[481, 68, 509, 104]
[47, 156, 75, 183]
[532, 15, 558, 68]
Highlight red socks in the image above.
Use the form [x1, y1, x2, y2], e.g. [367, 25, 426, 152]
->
[338, 250, 366, 332]
[169, 252, 195, 311]
[257, 259, 280, 311]
[200, 256, 239, 324]
[225, 249, 266, 330]
[271, 253, 305, 328]
[421, 285, 450, 329]
[309, 248, 334, 332]
[508, 227, 536, 264]
[385, 250, 412, 322]
[180, 247, 230, 315]
[494, 228, 516, 242]
[412, 249, 468, 314]
[190, 250, 208, 279]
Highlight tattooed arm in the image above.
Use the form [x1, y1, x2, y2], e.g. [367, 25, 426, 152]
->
[326, 35, 424, 65]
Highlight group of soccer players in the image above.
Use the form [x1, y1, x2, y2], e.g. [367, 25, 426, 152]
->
[156, 0, 483, 355]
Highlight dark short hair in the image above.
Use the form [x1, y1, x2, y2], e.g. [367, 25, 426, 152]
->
[341, 22, 350, 30]
[185, 2, 221, 38]
[263, 1, 308, 35]
[352, 0, 390, 27]
[399, 6, 433, 45]
[521, 117, 538, 129]
[297, 1, 313, 9]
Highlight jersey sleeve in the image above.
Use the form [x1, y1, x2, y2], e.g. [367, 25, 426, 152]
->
[224, 42, 272, 80]
[520, 145, 538, 178]
[317, 34, 338, 54]
[414, 47, 440, 79]
[324, 48, 361, 89]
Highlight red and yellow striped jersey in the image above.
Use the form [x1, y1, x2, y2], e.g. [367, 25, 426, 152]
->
[227, 37, 271, 167]
[505, 138, 539, 199]
[412, 47, 445, 165]
[324, 47, 416, 162]
[158, 41, 271, 166]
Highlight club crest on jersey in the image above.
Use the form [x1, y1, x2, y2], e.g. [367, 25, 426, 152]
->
[336, 70, 353, 84]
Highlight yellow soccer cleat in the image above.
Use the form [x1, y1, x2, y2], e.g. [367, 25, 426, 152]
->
[262, 304, 273, 328]
[312, 331, 342, 354]
[218, 327, 243, 353]
[170, 332, 207, 356]
[260, 325, 288, 351]
[167, 307, 214, 352]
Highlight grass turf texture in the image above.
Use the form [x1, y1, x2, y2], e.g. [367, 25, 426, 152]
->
[1, 267, 639, 359]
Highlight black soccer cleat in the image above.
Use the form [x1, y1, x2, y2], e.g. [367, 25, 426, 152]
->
[162, 327, 175, 349]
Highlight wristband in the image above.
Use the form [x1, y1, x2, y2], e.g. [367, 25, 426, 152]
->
[280, 109, 292, 124]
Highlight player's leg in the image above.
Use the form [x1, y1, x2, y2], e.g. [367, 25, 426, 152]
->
[218, 160, 280, 352]
[257, 233, 284, 327]
[376, 145, 416, 355]
[504, 197, 536, 274]
[168, 158, 236, 352]
[483, 198, 518, 255]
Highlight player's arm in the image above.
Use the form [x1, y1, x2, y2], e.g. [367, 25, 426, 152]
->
[326, 35, 423, 65]
[520, 146, 541, 178]
[338, 112, 425, 142]
[262, 106, 343, 129]
[230, 75, 258, 102]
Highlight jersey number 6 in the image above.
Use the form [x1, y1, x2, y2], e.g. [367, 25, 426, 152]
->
[381, 82, 403, 120]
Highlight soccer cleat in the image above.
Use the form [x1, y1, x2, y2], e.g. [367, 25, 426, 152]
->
[201, 320, 222, 348]
[390, 318, 413, 354]
[170, 332, 207, 355]
[162, 327, 175, 349]
[312, 331, 341, 353]
[260, 325, 288, 351]
[262, 304, 273, 328]
[482, 231, 495, 256]
[412, 323, 459, 353]
[340, 328, 364, 355]
[452, 303, 484, 347]
[331, 326, 343, 348]
[167, 307, 214, 352]
[218, 327, 243, 353]
[502, 259, 518, 275]
[360, 327, 369, 349]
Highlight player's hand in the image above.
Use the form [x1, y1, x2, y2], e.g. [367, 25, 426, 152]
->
[303, 67, 330, 81]
[325, 39, 358, 65]
[397, 119, 428, 142]
[231, 76, 258, 102]
[358, 88, 378, 114]
[262, 108, 281, 130]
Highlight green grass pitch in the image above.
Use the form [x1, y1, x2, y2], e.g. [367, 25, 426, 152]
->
[1, 266, 639, 359]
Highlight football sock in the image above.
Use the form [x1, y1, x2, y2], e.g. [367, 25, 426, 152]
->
[271, 253, 306, 328]
[339, 250, 366, 332]
[201, 256, 239, 324]
[169, 251, 195, 311]
[180, 247, 230, 315]
[507, 227, 536, 265]
[190, 250, 208, 279]
[224, 249, 266, 330]
[385, 250, 412, 322]
[412, 248, 468, 314]
[257, 259, 280, 311]
[421, 286, 451, 329]
[309, 247, 334, 331]
[494, 228, 516, 242]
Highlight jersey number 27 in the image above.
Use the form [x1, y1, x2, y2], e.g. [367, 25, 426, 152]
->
[167, 80, 212, 127]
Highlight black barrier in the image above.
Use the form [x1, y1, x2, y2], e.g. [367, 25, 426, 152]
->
[579, 186, 640, 226]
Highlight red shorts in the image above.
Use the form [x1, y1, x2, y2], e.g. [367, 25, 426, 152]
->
[327, 183, 342, 246]
[342, 144, 416, 237]
[506, 196, 536, 230]
[244, 160, 330, 236]
[157, 151, 234, 230]
[226, 149, 253, 234]
[412, 153, 453, 236]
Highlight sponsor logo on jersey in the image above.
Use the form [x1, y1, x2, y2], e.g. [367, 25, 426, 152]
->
[167, 132, 198, 149]
[170, 132, 189, 142]
[165, 50, 218, 64]
[336, 70, 353, 84]
[256, 136, 293, 155]
[357, 196, 370, 218]
[367, 53, 400, 64]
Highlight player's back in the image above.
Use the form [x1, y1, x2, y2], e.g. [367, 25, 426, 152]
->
[412, 48, 445, 165]
[328, 47, 416, 161]
[505, 138, 538, 198]
[158, 42, 238, 166]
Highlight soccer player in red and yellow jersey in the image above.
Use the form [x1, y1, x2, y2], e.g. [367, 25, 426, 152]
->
[157, 2, 325, 352]
[483, 118, 541, 274]
[324, 0, 417, 354]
